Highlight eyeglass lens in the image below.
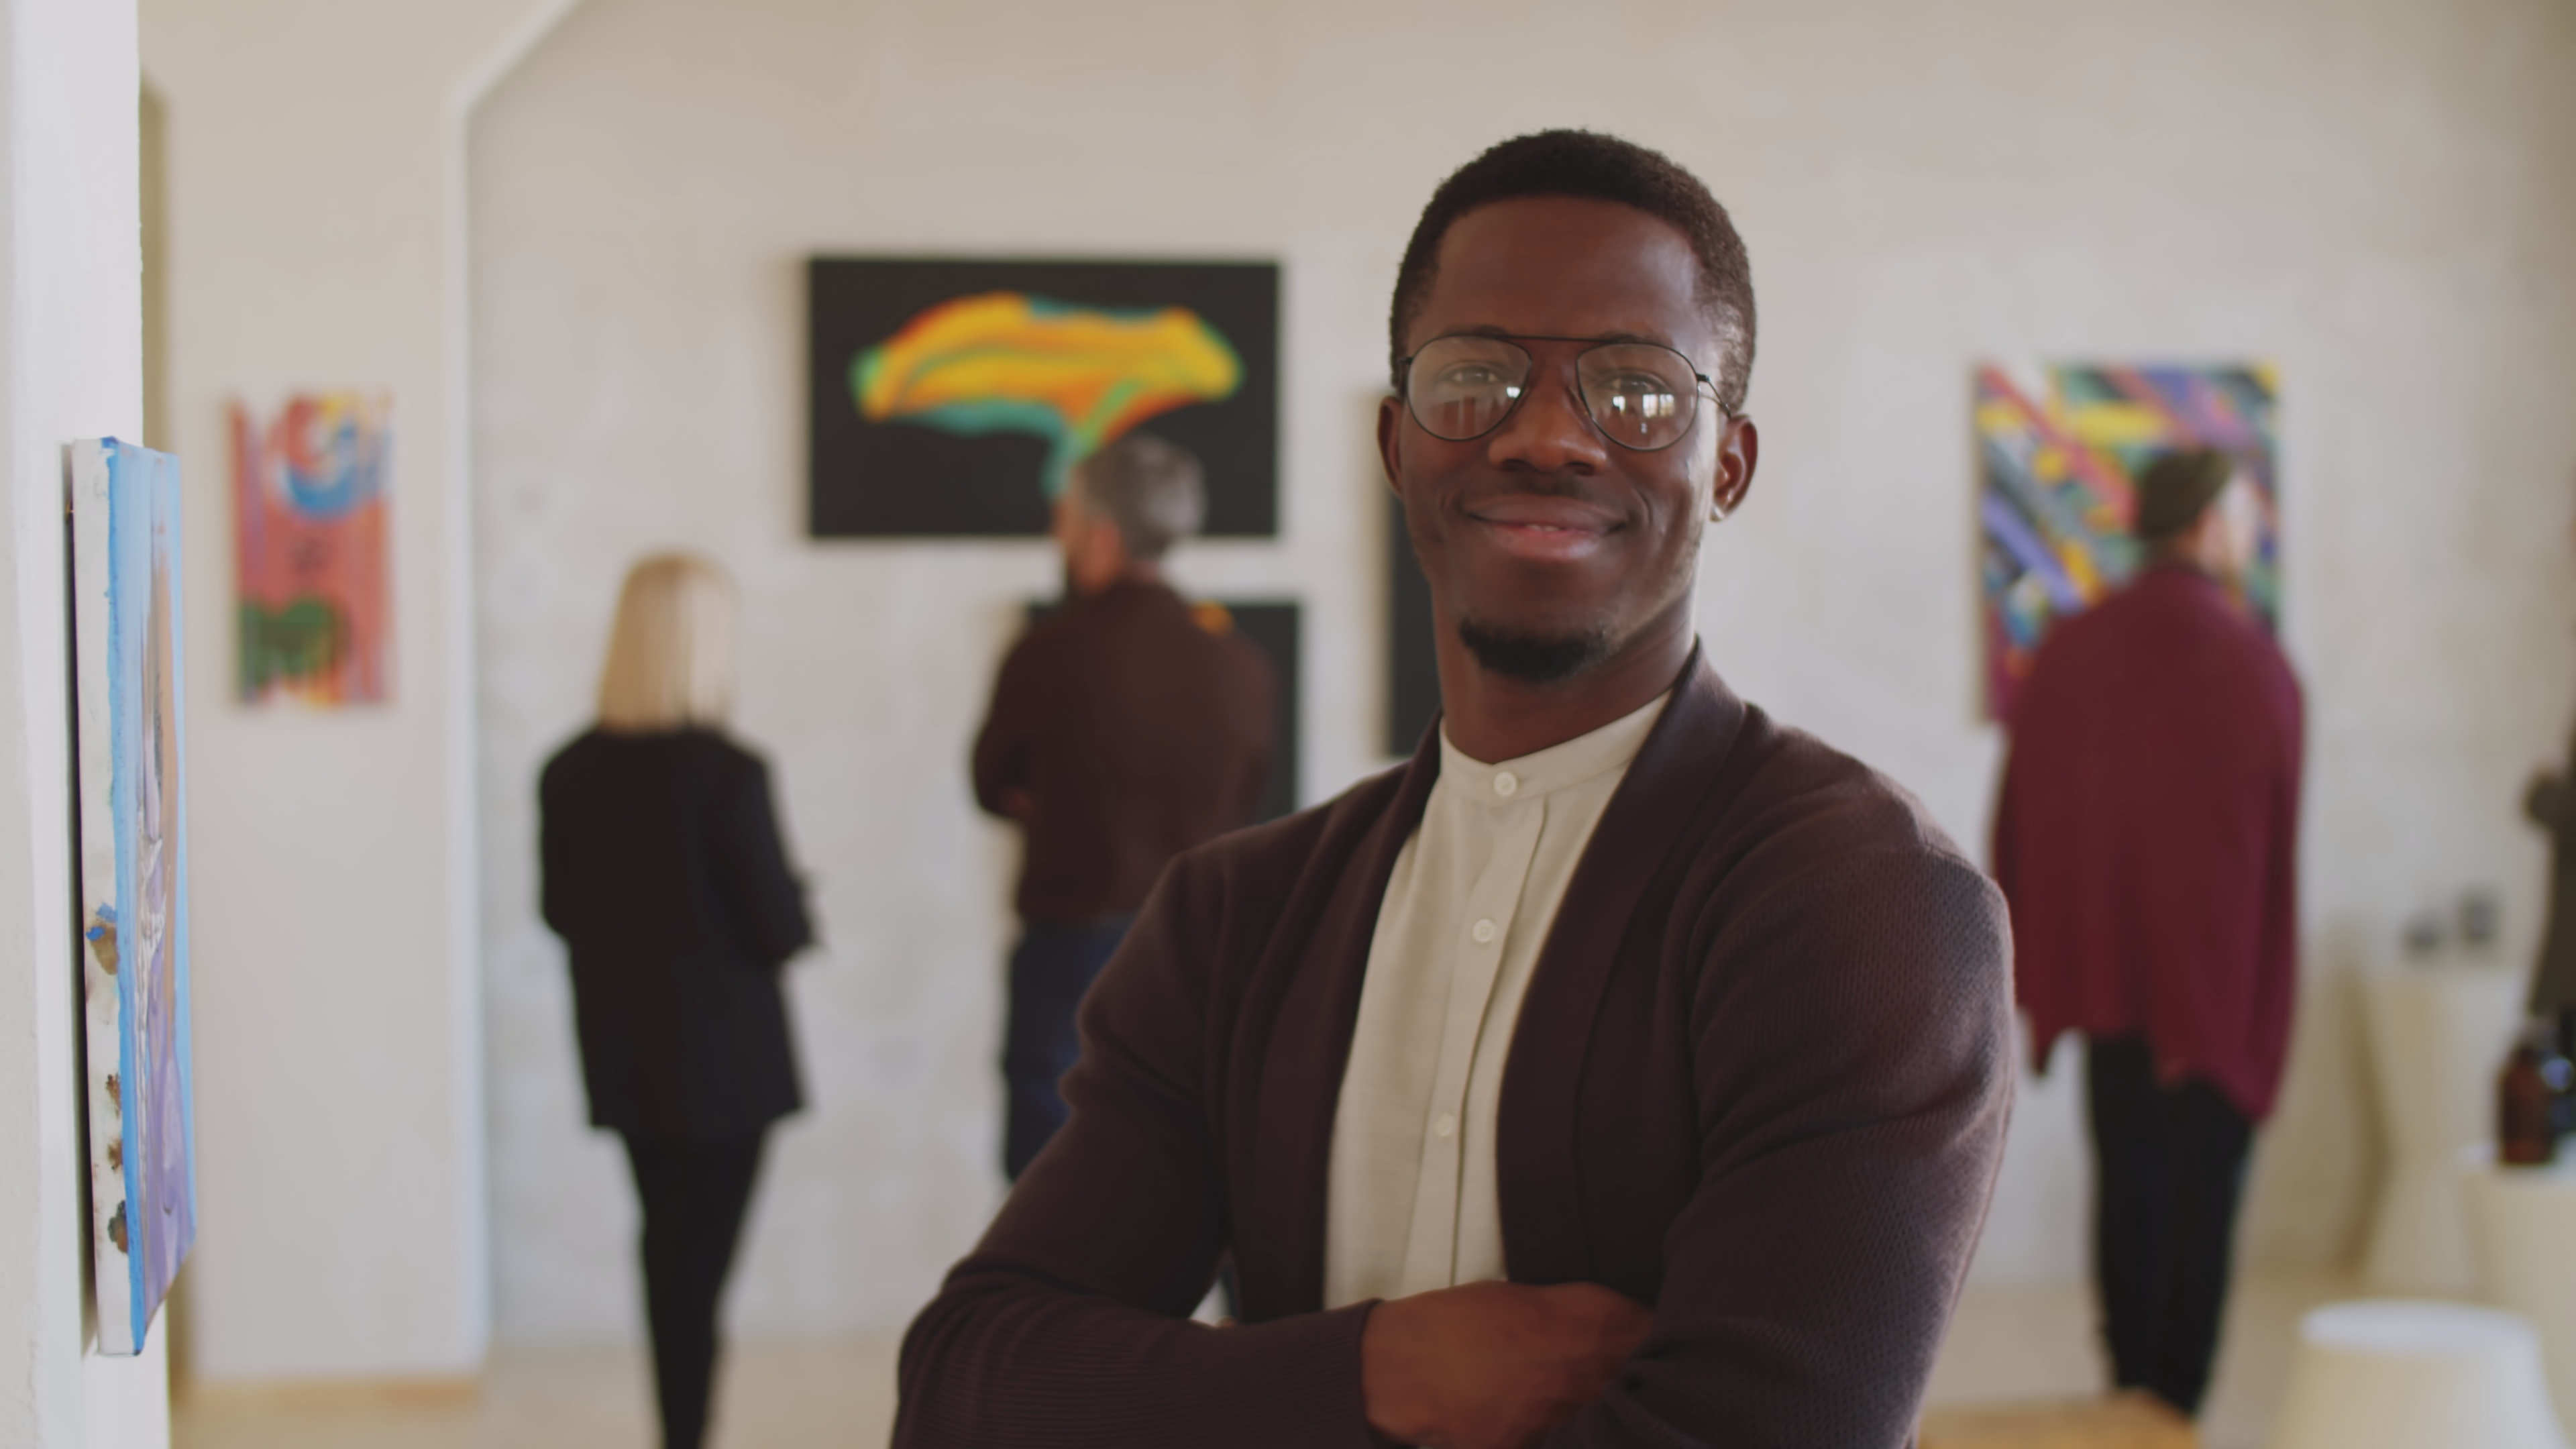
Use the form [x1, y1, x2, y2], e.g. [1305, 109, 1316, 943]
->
[1405, 336, 1703, 450]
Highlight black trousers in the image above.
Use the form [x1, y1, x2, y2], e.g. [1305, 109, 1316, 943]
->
[620, 1132, 768, 1449]
[1002, 916, 1132, 1179]
[2086, 1036, 2253, 1417]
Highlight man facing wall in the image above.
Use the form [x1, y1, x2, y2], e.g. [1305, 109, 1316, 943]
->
[1994, 448, 2305, 1420]
[971, 432, 1277, 1179]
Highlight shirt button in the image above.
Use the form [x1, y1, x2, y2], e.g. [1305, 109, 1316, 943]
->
[1471, 918, 1497, 944]
[1493, 771, 1518, 798]
[1435, 1114, 1457, 1138]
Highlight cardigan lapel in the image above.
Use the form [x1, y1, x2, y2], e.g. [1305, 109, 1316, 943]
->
[1238, 723, 1442, 1315]
[1494, 650, 1749, 1285]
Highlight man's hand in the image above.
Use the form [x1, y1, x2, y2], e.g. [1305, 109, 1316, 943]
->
[1360, 1281, 1652, 1449]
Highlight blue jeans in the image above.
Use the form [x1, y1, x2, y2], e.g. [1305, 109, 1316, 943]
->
[1002, 916, 1132, 1179]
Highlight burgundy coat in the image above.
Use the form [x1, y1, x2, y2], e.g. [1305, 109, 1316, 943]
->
[1993, 565, 2305, 1120]
[898, 655, 2015, 1448]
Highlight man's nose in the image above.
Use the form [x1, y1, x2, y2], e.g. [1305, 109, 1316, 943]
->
[1485, 370, 1608, 474]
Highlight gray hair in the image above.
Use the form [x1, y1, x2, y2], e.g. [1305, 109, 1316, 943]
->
[1069, 433, 1205, 561]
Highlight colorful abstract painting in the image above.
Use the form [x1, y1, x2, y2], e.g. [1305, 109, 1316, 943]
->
[810, 260, 1277, 537]
[232, 393, 391, 704]
[1977, 362, 2279, 719]
[70, 438, 197, 1356]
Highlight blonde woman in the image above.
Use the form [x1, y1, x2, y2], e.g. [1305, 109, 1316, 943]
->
[540, 553, 810, 1449]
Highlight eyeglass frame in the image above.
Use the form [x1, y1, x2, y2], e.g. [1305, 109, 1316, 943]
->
[1394, 332, 1737, 452]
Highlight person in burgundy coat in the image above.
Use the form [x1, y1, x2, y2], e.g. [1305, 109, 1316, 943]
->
[901, 131, 2015, 1449]
[1992, 448, 2305, 1419]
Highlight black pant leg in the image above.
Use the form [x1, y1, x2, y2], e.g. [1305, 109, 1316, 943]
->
[2086, 1036, 2169, 1394]
[2146, 1079, 2253, 1416]
[623, 1132, 769, 1449]
[1000, 918, 1130, 1179]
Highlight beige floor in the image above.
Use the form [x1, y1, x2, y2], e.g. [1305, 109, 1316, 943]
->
[174, 1270, 2354, 1449]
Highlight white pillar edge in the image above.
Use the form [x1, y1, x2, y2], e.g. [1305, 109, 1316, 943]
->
[437, 0, 588, 1362]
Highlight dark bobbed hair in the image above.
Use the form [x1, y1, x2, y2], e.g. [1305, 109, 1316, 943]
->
[1389, 129, 1757, 415]
[2132, 447, 2238, 542]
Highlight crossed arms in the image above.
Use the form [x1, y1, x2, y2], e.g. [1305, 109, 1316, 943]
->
[894, 828, 2015, 1448]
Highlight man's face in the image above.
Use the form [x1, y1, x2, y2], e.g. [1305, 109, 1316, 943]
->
[1378, 196, 1756, 683]
[2209, 474, 2261, 583]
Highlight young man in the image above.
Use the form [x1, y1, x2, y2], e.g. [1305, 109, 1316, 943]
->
[971, 431, 1276, 1179]
[1994, 449, 2304, 1419]
[906, 131, 2014, 1449]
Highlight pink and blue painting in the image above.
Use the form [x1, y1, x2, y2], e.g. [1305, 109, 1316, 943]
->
[71, 437, 197, 1356]
[233, 393, 392, 705]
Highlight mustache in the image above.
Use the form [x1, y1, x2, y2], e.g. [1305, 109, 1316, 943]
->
[1453, 476, 1635, 526]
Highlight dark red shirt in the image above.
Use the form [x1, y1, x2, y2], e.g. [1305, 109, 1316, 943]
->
[1993, 564, 2304, 1120]
[973, 580, 1275, 925]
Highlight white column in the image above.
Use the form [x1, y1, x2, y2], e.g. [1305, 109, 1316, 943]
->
[0, 0, 173, 1442]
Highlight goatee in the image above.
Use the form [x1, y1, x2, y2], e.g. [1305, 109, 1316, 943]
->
[1456, 619, 1612, 685]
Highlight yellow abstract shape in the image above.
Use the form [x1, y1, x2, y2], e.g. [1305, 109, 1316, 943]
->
[1191, 600, 1236, 637]
[2063, 401, 2171, 449]
[853, 292, 1242, 494]
[2057, 537, 2103, 602]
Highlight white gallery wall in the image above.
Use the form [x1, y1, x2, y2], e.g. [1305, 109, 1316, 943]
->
[139, 0, 578, 1382]
[0, 0, 172, 1440]
[470, 0, 2576, 1343]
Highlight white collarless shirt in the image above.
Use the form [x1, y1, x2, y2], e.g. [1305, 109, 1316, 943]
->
[1322, 691, 1671, 1308]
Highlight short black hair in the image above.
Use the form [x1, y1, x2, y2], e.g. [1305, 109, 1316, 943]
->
[1389, 129, 1757, 415]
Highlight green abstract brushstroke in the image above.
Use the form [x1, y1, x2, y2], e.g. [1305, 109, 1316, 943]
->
[238, 598, 344, 697]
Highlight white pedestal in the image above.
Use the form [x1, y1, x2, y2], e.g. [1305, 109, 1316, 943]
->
[2269, 1300, 2568, 1449]
[2469, 1157, 2576, 1425]
[2361, 963, 2525, 1293]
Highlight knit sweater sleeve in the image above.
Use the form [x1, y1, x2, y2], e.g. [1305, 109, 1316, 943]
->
[1549, 843, 2017, 1449]
[892, 853, 1379, 1449]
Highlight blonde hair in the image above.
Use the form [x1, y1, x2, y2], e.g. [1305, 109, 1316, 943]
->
[596, 553, 737, 733]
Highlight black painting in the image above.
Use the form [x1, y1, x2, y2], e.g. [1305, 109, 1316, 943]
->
[1387, 494, 1440, 757]
[1026, 598, 1300, 822]
[810, 258, 1279, 538]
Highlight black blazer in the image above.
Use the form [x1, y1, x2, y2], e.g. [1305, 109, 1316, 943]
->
[540, 728, 812, 1140]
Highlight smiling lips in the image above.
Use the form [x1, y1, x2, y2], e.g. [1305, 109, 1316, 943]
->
[1465, 494, 1620, 562]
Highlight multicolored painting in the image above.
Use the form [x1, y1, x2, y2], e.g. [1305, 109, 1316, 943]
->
[232, 393, 392, 704]
[70, 438, 197, 1356]
[809, 260, 1277, 537]
[1977, 362, 2279, 719]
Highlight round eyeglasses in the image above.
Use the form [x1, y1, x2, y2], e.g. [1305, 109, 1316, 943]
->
[1398, 333, 1725, 451]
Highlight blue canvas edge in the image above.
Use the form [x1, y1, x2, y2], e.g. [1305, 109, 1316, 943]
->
[101, 437, 192, 1352]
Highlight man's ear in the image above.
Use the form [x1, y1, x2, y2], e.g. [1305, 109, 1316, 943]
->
[1713, 417, 1759, 519]
[1377, 394, 1406, 498]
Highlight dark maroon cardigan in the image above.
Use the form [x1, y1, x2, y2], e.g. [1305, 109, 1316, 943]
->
[897, 655, 2015, 1448]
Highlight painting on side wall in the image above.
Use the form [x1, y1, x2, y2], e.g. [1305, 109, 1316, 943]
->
[70, 438, 198, 1356]
[1387, 493, 1439, 759]
[232, 393, 392, 705]
[810, 258, 1278, 538]
[1028, 598, 1300, 821]
[1976, 362, 2279, 720]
